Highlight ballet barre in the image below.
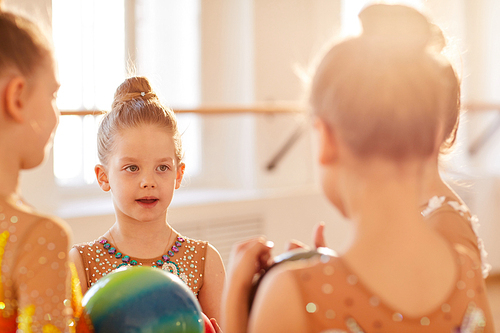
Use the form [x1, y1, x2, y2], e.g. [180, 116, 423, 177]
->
[60, 102, 306, 116]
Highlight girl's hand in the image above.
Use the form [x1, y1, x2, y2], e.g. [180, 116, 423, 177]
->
[222, 237, 273, 333]
[226, 237, 274, 290]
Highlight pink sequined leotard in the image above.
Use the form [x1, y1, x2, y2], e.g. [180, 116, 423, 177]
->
[287, 197, 494, 332]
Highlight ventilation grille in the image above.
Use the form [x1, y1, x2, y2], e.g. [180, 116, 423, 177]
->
[171, 216, 264, 265]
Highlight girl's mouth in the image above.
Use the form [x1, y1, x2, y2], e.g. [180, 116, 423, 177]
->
[136, 198, 159, 208]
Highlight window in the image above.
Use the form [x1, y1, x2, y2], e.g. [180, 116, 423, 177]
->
[52, 0, 202, 186]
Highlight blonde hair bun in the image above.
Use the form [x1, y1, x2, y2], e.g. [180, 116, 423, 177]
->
[111, 76, 158, 110]
[359, 4, 444, 53]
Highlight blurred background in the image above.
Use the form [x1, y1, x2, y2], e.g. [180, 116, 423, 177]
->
[3, 0, 500, 277]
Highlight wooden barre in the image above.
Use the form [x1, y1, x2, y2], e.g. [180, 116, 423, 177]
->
[60, 102, 500, 117]
[464, 102, 500, 112]
[60, 103, 307, 116]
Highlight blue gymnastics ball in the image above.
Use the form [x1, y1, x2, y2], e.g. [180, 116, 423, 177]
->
[79, 265, 203, 333]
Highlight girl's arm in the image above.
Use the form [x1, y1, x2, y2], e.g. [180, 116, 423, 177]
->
[69, 247, 89, 295]
[221, 238, 272, 333]
[248, 267, 308, 333]
[198, 244, 226, 321]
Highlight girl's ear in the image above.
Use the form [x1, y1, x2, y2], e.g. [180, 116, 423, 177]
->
[95, 164, 111, 191]
[175, 163, 185, 190]
[314, 117, 338, 165]
[4, 76, 28, 123]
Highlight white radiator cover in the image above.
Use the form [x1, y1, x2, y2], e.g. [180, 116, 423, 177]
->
[171, 216, 264, 265]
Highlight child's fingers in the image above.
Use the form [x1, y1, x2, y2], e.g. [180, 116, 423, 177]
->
[313, 221, 327, 248]
[257, 242, 274, 270]
[286, 239, 309, 251]
[231, 237, 265, 255]
[232, 237, 272, 259]
[228, 237, 274, 280]
[210, 318, 223, 333]
[243, 239, 273, 269]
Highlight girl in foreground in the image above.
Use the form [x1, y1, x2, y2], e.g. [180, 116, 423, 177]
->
[70, 77, 225, 322]
[0, 9, 79, 332]
[223, 4, 494, 333]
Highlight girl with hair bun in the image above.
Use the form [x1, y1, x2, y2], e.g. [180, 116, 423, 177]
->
[222, 4, 493, 333]
[70, 77, 225, 327]
[0, 9, 82, 333]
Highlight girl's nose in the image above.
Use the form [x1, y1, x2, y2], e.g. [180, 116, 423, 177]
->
[140, 175, 156, 188]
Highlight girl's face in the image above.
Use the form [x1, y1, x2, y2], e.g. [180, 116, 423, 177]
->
[98, 124, 184, 224]
[22, 56, 60, 169]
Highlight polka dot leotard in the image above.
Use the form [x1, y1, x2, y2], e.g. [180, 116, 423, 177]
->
[288, 197, 494, 332]
[73, 233, 208, 297]
[0, 197, 78, 333]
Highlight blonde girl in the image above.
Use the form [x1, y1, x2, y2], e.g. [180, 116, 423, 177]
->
[70, 77, 225, 323]
[0, 9, 80, 333]
[223, 4, 494, 333]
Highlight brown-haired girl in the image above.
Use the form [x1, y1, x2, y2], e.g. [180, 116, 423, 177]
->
[0, 9, 80, 333]
[70, 77, 226, 324]
[222, 4, 494, 333]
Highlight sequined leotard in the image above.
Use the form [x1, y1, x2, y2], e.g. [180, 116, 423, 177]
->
[288, 197, 494, 332]
[0, 197, 79, 333]
[73, 233, 208, 296]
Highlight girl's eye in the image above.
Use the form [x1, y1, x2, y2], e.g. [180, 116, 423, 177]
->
[125, 165, 139, 172]
[157, 165, 169, 172]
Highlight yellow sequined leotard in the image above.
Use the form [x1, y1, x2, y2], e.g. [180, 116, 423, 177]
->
[73, 233, 208, 296]
[0, 197, 81, 333]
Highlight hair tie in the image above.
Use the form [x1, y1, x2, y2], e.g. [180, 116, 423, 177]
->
[140, 92, 145, 97]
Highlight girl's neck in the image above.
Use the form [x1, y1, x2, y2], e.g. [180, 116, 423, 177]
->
[339, 157, 430, 245]
[0, 140, 21, 199]
[352, 176, 422, 239]
[107, 219, 175, 259]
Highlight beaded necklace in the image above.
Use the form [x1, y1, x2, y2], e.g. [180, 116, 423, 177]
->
[98, 236, 185, 270]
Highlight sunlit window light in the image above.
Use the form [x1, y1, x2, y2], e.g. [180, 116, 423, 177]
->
[177, 114, 202, 178]
[53, 116, 83, 183]
[135, 0, 201, 109]
[341, 0, 424, 36]
[52, 0, 126, 111]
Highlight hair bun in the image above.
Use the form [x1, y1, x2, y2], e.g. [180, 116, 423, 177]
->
[359, 4, 432, 52]
[112, 76, 157, 109]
